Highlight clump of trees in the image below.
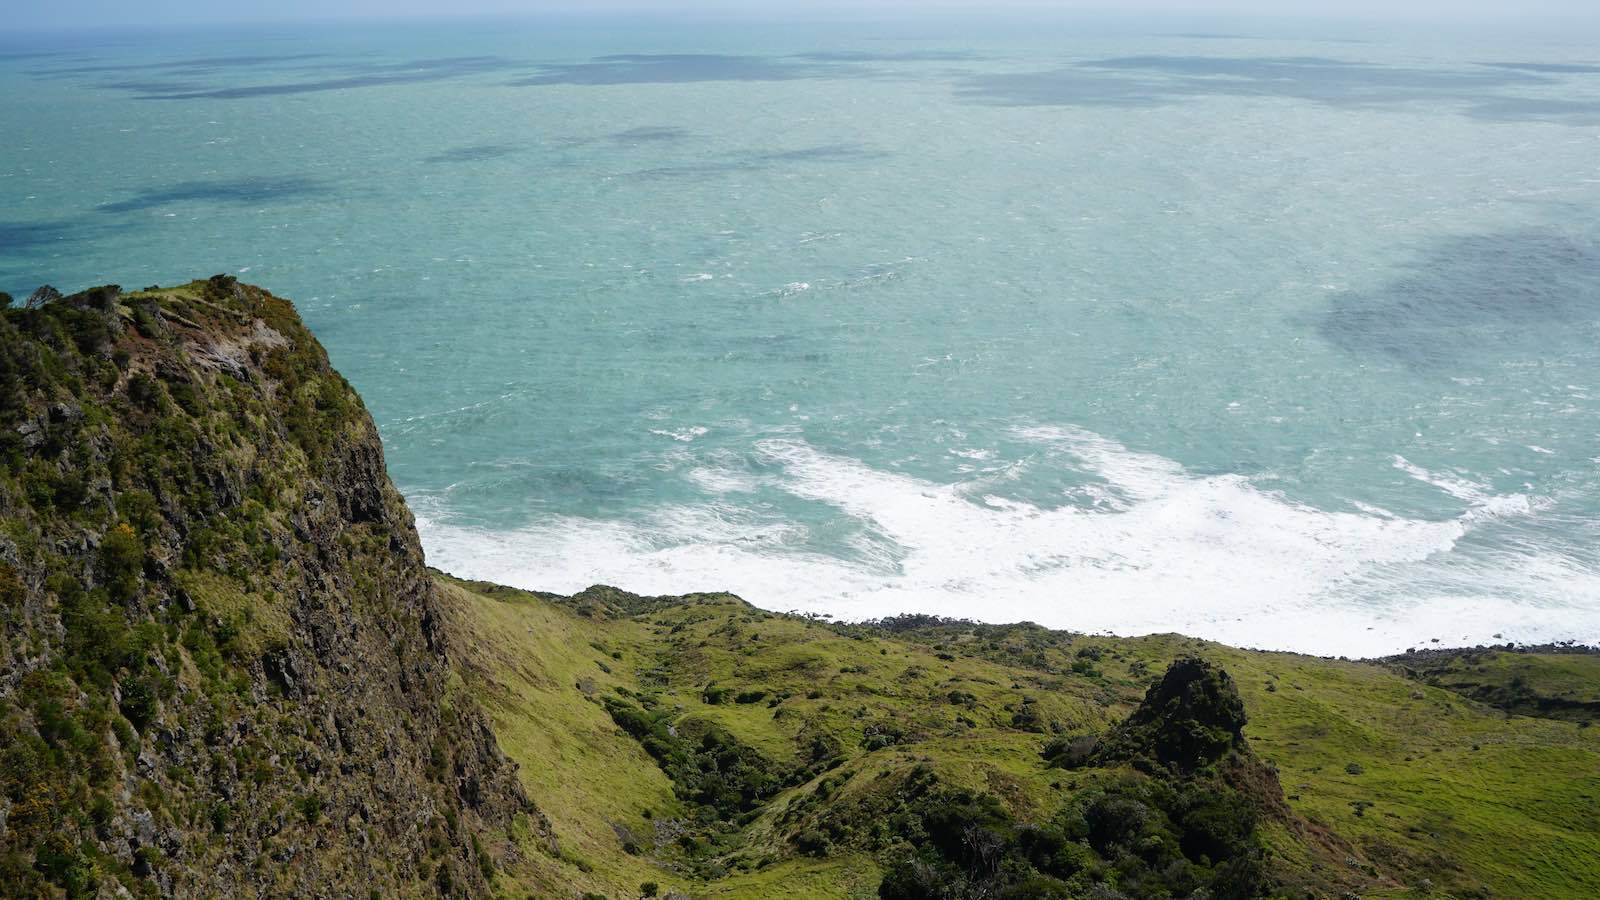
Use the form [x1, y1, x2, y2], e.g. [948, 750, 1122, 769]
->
[875, 766, 1266, 900]
[603, 696, 783, 820]
[879, 658, 1274, 899]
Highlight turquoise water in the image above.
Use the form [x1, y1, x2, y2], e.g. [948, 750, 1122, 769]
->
[4, 16, 1599, 654]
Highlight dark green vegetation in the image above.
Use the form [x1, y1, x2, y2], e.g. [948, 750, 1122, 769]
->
[874, 658, 1276, 900]
[4, 279, 1599, 899]
[1386, 647, 1600, 725]
[0, 280, 532, 897]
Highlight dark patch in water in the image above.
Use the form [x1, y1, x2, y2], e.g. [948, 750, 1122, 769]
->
[1318, 230, 1600, 367]
[0, 219, 90, 254]
[97, 177, 327, 214]
[127, 56, 514, 99]
[1466, 96, 1600, 125]
[0, 219, 135, 297]
[756, 145, 882, 163]
[101, 79, 216, 95]
[0, 49, 69, 63]
[610, 126, 690, 143]
[626, 143, 885, 179]
[510, 53, 860, 86]
[958, 69, 1173, 108]
[959, 55, 1599, 124]
[424, 144, 522, 164]
[1080, 54, 1541, 106]
[39, 54, 325, 76]
[793, 50, 978, 62]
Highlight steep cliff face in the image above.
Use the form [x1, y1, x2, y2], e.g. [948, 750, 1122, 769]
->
[0, 278, 532, 898]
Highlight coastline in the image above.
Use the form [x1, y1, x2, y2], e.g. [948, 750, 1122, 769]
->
[416, 515, 1600, 659]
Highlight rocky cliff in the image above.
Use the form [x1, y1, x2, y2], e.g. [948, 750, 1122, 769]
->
[0, 278, 533, 898]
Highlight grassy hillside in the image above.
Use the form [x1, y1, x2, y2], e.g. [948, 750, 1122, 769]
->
[442, 576, 1600, 900]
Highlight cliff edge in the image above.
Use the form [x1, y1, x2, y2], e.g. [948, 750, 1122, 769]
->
[0, 278, 533, 897]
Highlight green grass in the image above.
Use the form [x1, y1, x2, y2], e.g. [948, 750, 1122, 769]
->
[1203, 646, 1600, 897]
[700, 855, 881, 899]
[437, 579, 691, 898]
[442, 575, 1600, 899]
[1392, 649, 1600, 724]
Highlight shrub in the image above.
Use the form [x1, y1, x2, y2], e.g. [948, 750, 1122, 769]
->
[794, 829, 831, 856]
[101, 523, 144, 604]
[34, 835, 96, 898]
[472, 834, 494, 879]
[118, 674, 158, 732]
[602, 697, 783, 819]
[1093, 658, 1246, 772]
[1011, 699, 1049, 733]
[1041, 733, 1099, 770]
[127, 373, 161, 410]
[0, 563, 23, 609]
[167, 379, 204, 416]
[296, 793, 324, 823]
[861, 722, 904, 751]
[1178, 791, 1255, 862]
[129, 301, 161, 337]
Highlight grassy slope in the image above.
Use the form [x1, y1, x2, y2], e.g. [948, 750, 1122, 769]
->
[439, 578, 680, 898]
[1391, 649, 1600, 724]
[440, 574, 1600, 899]
[1199, 645, 1600, 897]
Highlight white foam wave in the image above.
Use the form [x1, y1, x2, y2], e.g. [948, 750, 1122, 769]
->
[415, 429, 1595, 657]
[650, 426, 708, 442]
[686, 465, 760, 494]
[761, 281, 812, 298]
[1392, 454, 1490, 503]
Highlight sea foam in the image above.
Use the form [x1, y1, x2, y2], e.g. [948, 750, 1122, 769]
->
[415, 427, 1596, 657]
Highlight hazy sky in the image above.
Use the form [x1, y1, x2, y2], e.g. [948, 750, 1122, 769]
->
[8, 0, 1600, 31]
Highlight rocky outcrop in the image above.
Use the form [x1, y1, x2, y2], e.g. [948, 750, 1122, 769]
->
[1095, 656, 1249, 772]
[0, 278, 532, 897]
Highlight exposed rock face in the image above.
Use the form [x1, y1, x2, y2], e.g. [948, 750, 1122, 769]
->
[0, 278, 531, 897]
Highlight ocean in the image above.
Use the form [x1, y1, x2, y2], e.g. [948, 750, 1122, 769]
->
[3, 14, 1598, 655]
